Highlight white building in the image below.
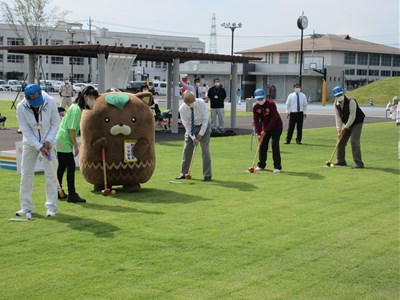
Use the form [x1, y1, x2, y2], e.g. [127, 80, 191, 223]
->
[0, 23, 205, 83]
[238, 34, 400, 100]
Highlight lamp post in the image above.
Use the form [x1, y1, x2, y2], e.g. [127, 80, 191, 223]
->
[221, 22, 242, 105]
[297, 13, 308, 86]
[67, 29, 76, 84]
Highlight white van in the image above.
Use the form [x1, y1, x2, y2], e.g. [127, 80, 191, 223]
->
[153, 80, 167, 95]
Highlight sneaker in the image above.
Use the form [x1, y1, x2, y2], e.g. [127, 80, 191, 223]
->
[46, 210, 56, 217]
[175, 175, 186, 180]
[16, 209, 32, 217]
[203, 176, 212, 182]
[351, 164, 364, 169]
[273, 169, 282, 173]
[58, 190, 68, 200]
[67, 193, 87, 203]
[254, 167, 265, 172]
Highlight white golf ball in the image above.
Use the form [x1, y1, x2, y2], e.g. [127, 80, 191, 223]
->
[26, 212, 32, 220]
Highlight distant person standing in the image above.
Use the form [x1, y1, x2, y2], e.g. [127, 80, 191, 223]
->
[16, 84, 60, 218]
[252, 88, 283, 173]
[332, 86, 365, 168]
[284, 83, 308, 144]
[236, 87, 242, 105]
[206, 78, 227, 133]
[201, 84, 208, 99]
[180, 78, 202, 99]
[59, 78, 74, 109]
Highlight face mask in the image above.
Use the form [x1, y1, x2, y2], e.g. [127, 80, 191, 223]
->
[256, 99, 266, 105]
[65, 81, 69, 85]
[86, 97, 95, 108]
[195, 83, 200, 87]
[336, 95, 345, 103]
[142, 89, 149, 93]
[294, 88, 301, 93]
[214, 82, 220, 87]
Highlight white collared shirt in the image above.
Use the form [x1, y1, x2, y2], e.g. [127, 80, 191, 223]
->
[179, 98, 209, 140]
[285, 92, 308, 113]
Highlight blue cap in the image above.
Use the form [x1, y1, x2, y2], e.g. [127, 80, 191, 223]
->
[254, 88, 265, 99]
[24, 84, 44, 107]
[332, 86, 345, 97]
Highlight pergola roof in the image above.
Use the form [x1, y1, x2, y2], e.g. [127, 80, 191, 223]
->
[0, 44, 261, 63]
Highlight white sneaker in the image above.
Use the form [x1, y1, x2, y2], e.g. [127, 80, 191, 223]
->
[46, 210, 56, 218]
[16, 209, 32, 217]
[273, 169, 282, 173]
[255, 167, 265, 172]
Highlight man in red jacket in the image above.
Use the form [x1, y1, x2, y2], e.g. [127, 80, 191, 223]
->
[252, 88, 283, 173]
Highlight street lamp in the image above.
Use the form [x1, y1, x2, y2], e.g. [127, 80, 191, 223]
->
[221, 22, 242, 56]
[67, 28, 77, 84]
[297, 13, 308, 86]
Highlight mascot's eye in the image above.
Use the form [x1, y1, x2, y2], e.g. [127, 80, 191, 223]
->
[104, 117, 110, 123]
[131, 117, 137, 123]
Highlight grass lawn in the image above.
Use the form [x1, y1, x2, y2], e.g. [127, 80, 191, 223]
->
[0, 119, 399, 299]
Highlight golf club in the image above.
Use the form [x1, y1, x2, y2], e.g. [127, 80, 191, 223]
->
[185, 145, 197, 180]
[325, 130, 345, 166]
[47, 154, 66, 198]
[101, 148, 111, 196]
[249, 141, 261, 173]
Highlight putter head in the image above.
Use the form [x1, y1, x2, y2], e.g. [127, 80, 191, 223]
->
[325, 161, 331, 167]
[248, 167, 255, 173]
[101, 189, 111, 196]
[185, 174, 192, 180]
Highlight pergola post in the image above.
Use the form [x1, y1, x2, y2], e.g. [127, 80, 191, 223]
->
[28, 54, 35, 84]
[231, 62, 238, 129]
[171, 58, 180, 134]
[166, 62, 173, 109]
[97, 53, 106, 93]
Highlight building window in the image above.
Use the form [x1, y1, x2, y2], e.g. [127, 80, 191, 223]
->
[0, 37, 3, 45]
[344, 52, 356, 64]
[381, 55, 392, 66]
[345, 69, 355, 75]
[7, 37, 24, 45]
[177, 47, 188, 52]
[0, 53, 3, 63]
[7, 54, 24, 63]
[51, 56, 64, 65]
[392, 71, 400, 76]
[368, 70, 379, 76]
[369, 53, 380, 66]
[381, 70, 391, 77]
[164, 46, 175, 51]
[356, 69, 367, 75]
[279, 52, 289, 64]
[70, 57, 84, 65]
[294, 52, 300, 64]
[131, 44, 138, 47]
[393, 55, 400, 67]
[51, 39, 63, 45]
[357, 53, 368, 65]
[51, 73, 64, 80]
[266, 52, 273, 64]
[155, 61, 161, 68]
[75, 74, 85, 82]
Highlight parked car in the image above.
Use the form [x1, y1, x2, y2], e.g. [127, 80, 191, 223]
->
[125, 80, 155, 95]
[39, 80, 61, 92]
[0, 80, 10, 91]
[7, 80, 22, 92]
[72, 82, 88, 94]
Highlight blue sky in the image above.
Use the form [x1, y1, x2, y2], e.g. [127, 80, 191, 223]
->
[3, 0, 400, 54]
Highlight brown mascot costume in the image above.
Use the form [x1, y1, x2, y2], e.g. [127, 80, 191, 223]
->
[80, 92, 155, 192]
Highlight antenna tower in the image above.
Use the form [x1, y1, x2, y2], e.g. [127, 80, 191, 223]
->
[208, 13, 218, 54]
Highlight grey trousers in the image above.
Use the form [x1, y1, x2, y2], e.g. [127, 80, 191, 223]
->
[337, 123, 364, 166]
[179, 123, 212, 178]
[211, 108, 225, 131]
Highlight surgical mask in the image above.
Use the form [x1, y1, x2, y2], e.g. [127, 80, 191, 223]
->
[65, 81, 69, 85]
[336, 95, 345, 103]
[295, 88, 301, 93]
[256, 99, 266, 105]
[214, 82, 220, 87]
[86, 97, 95, 108]
[196, 83, 200, 87]
[187, 102, 195, 108]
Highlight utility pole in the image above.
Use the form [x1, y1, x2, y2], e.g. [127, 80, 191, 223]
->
[88, 16, 93, 83]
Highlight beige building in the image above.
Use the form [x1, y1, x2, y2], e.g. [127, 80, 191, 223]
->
[238, 34, 400, 101]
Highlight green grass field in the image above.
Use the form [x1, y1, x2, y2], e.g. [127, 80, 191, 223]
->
[0, 122, 398, 299]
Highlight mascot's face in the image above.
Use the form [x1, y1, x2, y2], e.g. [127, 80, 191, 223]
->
[93, 92, 154, 142]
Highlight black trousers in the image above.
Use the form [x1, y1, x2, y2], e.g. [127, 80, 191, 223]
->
[286, 112, 304, 143]
[258, 128, 282, 170]
[57, 152, 76, 195]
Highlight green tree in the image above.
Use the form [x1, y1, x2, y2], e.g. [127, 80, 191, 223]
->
[0, 0, 69, 81]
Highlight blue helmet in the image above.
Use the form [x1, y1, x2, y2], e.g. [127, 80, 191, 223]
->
[254, 88, 265, 99]
[24, 84, 44, 107]
[332, 86, 345, 97]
